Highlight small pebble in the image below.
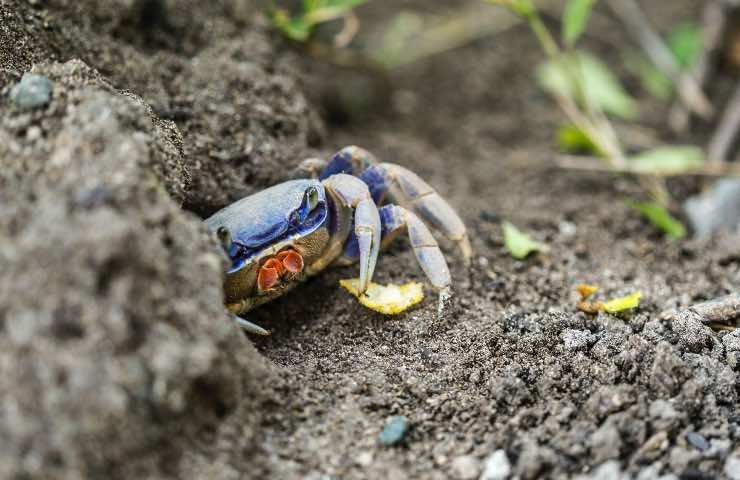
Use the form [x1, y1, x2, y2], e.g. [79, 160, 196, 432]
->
[450, 455, 479, 480]
[559, 220, 577, 237]
[378, 415, 408, 446]
[725, 455, 740, 480]
[10, 73, 53, 109]
[480, 449, 511, 480]
[479, 210, 500, 223]
[355, 450, 373, 467]
[685, 432, 709, 452]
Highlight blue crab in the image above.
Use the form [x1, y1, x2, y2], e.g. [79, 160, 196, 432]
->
[205, 146, 471, 334]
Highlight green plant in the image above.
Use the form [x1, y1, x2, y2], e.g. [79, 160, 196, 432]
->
[487, 0, 696, 239]
[625, 22, 702, 101]
[271, 0, 368, 42]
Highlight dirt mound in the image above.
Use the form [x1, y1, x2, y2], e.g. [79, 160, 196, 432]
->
[0, 1, 320, 477]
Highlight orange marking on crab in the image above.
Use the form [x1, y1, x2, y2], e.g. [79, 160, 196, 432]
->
[256, 251, 304, 292]
[257, 261, 281, 291]
[277, 249, 304, 273]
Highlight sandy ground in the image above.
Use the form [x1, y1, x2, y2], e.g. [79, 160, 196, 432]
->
[0, 1, 738, 479]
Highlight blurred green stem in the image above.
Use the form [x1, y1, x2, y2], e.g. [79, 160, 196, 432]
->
[488, 0, 670, 204]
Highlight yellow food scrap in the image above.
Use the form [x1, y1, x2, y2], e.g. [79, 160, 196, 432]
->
[577, 300, 604, 315]
[603, 291, 642, 314]
[576, 283, 599, 300]
[576, 284, 642, 315]
[339, 278, 424, 315]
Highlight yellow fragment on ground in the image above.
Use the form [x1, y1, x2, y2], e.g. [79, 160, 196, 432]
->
[339, 278, 424, 315]
[576, 283, 599, 300]
[576, 284, 642, 315]
[603, 291, 642, 314]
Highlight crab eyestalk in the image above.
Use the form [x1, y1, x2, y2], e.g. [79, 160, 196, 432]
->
[216, 226, 231, 250]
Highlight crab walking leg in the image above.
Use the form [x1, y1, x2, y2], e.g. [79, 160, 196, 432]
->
[380, 204, 452, 290]
[233, 316, 271, 336]
[225, 300, 271, 335]
[361, 163, 472, 263]
[323, 173, 381, 293]
[294, 146, 377, 180]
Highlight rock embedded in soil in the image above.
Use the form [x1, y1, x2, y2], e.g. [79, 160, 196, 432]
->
[575, 461, 629, 480]
[685, 432, 709, 452]
[449, 455, 480, 480]
[10, 73, 53, 109]
[479, 450, 511, 480]
[378, 415, 409, 446]
[726, 455, 740, 480]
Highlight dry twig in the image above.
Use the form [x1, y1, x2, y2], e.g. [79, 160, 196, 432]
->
[554, 154, 740, 177]
[606, 0, 713, 121]
[707, 80, 740, 163]
[669, 1, 728, 132]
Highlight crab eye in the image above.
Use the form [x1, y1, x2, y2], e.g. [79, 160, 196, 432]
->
[306, 186, 319, 210]
[216, 226, 231, 249]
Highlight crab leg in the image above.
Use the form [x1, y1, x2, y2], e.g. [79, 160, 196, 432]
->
[304, 146, 472, 263]
[362, 163, 471, 264]
[233, 316, 270, 336]
[294, 146, 376, 180]
[380, 205, 452, 290]
[323, 173, 381, 293]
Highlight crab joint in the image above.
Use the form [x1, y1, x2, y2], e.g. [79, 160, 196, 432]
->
[257, 249, 304, 292]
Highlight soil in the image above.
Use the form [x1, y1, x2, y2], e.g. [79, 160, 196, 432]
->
[1, 1, 738, 479]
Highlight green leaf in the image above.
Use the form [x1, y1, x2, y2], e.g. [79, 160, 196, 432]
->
[325, 0, 367, 7]
[304, 0, 367, 24]
[668, 23, 702, 69]
[271, 9, 312, 41]
[603, 291, 642, 313]
[537, 51, 637, 119]
[624, 52, 673, 100]
[562, 0, 596, 47]
[629, 146, 704, 175]
[502, 221, 549, 259]
[629, 201, 686, 239]
[485, 0, 535, 16]
[556, 123, 603, 155]
[271, 0, 367, 42]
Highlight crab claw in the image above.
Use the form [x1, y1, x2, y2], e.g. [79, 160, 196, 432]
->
[258, 260, 282, 292]
[277, 249, 304, 273]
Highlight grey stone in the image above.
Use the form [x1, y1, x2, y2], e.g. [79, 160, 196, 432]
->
[684, 179, 740, 237]
[726, 455, 740, 480]
[10, 73, 53, 109]
[450, 455, 480, 480]
[685, 432, 709, 452]
[575, 461, 629, 480]
[480, 450, 511, 480]
[378, 416, 409, 446]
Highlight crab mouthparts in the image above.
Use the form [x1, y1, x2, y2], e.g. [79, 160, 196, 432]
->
[257, 249, 305, 292]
